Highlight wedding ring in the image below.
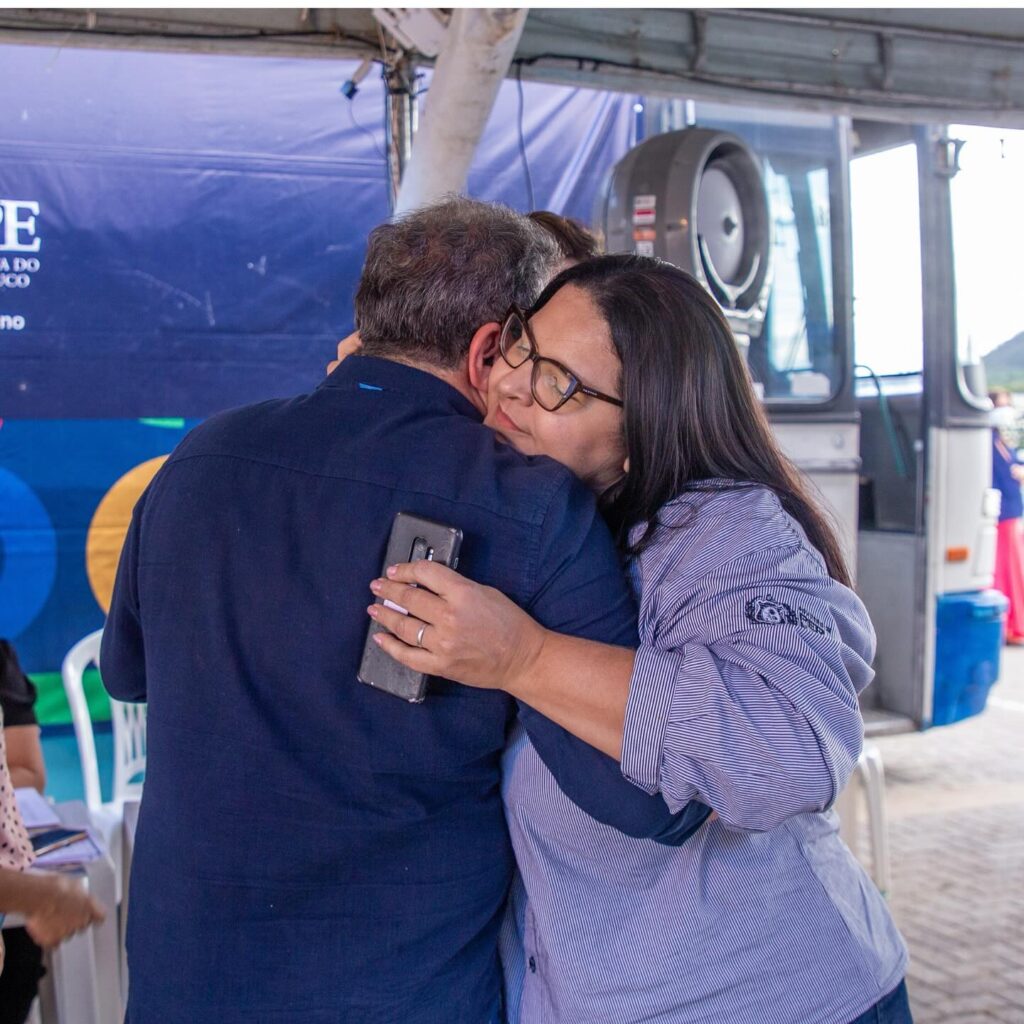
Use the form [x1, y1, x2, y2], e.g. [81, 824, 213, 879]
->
[415, 624, 427, 648]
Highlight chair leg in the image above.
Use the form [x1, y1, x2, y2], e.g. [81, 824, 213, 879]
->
[82, 856, 124, 1024]
[47, 929, 101, 1024]
[859, 744, 892, 899]
[35, 951, 57, 1024]
[834, 774, 861, 851]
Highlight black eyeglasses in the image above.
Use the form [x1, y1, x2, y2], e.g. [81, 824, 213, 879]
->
[498, 305, 623, 413]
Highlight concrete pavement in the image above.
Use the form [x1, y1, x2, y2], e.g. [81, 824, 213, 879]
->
[869, 647, 1024, 1023]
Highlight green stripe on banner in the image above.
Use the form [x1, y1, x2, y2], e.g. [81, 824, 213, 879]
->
[138, 418, 186, 429]
[30, 669, 112, 726]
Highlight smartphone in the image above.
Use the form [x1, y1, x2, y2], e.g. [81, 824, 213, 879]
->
[30, 827, 89, 857]
[358, 512, 463, 703]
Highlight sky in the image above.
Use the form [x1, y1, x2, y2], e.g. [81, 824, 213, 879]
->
[850, 125, 1024, 377]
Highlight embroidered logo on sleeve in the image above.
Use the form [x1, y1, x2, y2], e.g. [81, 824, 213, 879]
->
[745, 596, 834, 634]
[797, 608, 833, 635]
[745, 596, 797, 625]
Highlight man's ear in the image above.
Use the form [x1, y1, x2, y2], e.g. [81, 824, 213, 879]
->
[467, 322, 501, 398]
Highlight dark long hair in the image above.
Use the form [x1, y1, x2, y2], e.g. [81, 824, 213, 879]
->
[527, 210, 601, 262]
[530, 254, 852, 587]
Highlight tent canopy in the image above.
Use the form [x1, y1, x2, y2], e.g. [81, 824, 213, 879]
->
[2, 7, 1023, 126]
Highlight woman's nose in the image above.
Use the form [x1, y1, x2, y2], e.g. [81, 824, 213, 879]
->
[498, 361, 534, 404]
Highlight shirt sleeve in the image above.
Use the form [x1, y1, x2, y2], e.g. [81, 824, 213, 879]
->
[100, 490, 149, 703]
[621, 539, 873, 832]
[514, 473, 712, 845]
[0, 708, 35, 871]
[0, 640, 39, 727]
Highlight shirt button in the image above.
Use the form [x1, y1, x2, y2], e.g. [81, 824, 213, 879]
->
[528, 956, 537, 974]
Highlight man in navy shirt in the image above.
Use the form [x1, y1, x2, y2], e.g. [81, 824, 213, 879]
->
[102, 198, 693, 1023]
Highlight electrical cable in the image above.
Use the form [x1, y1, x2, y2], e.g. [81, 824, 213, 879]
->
[515, 62, 536, 211]
[346, 96, 387, 162]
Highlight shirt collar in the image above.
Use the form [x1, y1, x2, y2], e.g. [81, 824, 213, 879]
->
[320, 355, 482, 422]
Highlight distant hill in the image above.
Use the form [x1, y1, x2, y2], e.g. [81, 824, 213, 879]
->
[983, 330, 1024, 392]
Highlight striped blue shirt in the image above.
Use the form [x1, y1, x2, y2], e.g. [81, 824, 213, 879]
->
[502, 481, 907, 1024]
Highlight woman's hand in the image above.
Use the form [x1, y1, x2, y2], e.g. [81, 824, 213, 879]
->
[327, 331, 363, 375]
[24, 874, 106, 948]
[370, 562, 637, 760]
[367, 561, 548, 696]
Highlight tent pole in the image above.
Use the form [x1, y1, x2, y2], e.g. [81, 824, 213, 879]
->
[394, 9, 528, 217]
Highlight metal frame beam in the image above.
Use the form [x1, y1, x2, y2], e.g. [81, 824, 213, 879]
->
[513, 8, 1024, 128]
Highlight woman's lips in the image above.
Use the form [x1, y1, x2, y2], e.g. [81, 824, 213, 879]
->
[494, 405, 525, 435]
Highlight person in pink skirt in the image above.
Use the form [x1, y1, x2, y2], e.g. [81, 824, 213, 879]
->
[989, 388, 1024, 643]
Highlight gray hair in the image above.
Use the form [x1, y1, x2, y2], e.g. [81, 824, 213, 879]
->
[355, 196, 561, 369]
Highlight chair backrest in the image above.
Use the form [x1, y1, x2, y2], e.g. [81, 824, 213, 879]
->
[61, 629, 147, 811]
[61, 629, 104, 812]
[111, 700, 146, 804]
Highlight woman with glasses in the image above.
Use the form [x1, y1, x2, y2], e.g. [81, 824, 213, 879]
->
[368, 255, 911, 1024]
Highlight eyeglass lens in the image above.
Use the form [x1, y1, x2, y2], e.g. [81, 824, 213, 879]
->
[501, 312, 576, 410]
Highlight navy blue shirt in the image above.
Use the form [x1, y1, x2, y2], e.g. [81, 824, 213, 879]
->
[102, 357, 702, 1024]
[992, 432, 1023, 521]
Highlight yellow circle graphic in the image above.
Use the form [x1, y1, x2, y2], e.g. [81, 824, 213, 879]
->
[86, 456, 168, 613]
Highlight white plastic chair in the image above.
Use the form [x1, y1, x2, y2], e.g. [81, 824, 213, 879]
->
[855, 744, 891, 898]
[836, 742, 892, 899]
[61, 628, 147, 902]
[33, 808, 125, 1024]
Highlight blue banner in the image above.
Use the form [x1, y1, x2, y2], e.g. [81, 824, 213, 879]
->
[0, 42, 635, 675]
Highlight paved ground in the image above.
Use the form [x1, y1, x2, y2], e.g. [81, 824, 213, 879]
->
[38, 653, 1024, 1023]
[865, 647, 1024, 1023]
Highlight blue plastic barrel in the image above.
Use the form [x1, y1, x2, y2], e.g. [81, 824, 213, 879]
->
[932, 589, 1008, 727]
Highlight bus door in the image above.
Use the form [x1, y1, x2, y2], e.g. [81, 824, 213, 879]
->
[853, 122, 1002, 732]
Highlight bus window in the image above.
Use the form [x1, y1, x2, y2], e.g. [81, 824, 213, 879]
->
[850, 143, 923, 381]
[752, 161, 838, 403]
[687, 105, 845, 407]
[950, 125, 1024, 404]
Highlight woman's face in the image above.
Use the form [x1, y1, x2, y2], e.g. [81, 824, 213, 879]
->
[483, 285, 627, 492]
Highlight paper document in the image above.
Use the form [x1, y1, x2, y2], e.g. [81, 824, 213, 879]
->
[14, 790, 104, 867]
[33, 830, 103, 868]
[14, 788, 60, 830]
